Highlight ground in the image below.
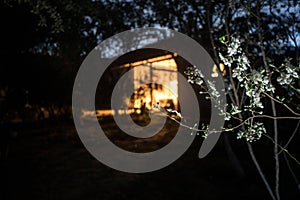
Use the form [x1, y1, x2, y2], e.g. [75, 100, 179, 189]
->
[1, 118, 299, 200]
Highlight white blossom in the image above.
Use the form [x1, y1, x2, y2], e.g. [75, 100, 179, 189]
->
[166, 108, 183, 118]
[237, 122, 266, 142]
[252, 70, 263, 84]
[277, 73, 292, 85]
[232, 67, 245, 81]
[277, 58, 300, 86]
[207, 80, 220, 98]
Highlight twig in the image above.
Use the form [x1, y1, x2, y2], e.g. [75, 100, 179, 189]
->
[255, 1, 280, 198]
[263, 134, 300, 166]
[247, 142, 276, 200]
[263, 92, 300, 116]
[154, 107, 300, 134]
[283, 151, 300, 189]
[278, 121, 300, 155]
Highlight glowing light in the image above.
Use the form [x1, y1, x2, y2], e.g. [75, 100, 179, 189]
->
[131, 55, 178, 110]
[211, 63, 226, 77]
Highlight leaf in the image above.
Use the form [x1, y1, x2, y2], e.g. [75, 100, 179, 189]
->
[219, 35, 226, 43]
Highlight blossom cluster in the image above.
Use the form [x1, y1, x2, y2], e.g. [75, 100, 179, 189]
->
[244, 70, 275, 110]
[185, 35, 299, 142]
[220, 37, 276, 111]
[185, 66, 226, 120]
[237, 121, 266, 142]
[218, 36, 275, 140]
[276, 58, 299, 86]
[185, 65, 205, 86]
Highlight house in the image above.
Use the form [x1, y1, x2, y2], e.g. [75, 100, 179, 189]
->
[95, 48, 213, 122]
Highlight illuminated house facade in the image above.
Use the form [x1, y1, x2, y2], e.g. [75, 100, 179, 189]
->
[103, 49, 182, 115]
[127, 54, 178, 111]
[96, 48, 218, 119]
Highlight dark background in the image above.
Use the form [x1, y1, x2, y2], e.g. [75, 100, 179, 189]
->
[0, 1, 299, 199]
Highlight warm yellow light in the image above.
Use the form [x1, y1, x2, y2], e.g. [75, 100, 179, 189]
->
[119, 54, 174, 69]
[211, 63, 226, 77]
